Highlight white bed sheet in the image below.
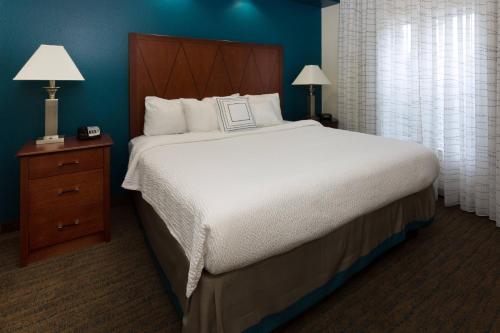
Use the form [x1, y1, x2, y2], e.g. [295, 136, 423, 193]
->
[122, 120, 440, 297]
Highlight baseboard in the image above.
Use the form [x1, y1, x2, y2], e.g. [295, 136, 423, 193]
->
[0, 220, 19, 233]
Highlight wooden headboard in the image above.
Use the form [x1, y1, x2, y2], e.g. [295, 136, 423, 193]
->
[129, 33, 284, 139]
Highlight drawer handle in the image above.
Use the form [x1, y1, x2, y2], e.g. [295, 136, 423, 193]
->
[57, 187, 80, 196]
[57, 219, 80, 230]
[58, 160, 80, 167]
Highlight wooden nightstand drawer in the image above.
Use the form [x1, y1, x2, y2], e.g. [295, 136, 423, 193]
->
[29, 169, 103, 212]
[29, 148, 103, 179]
[30, 203, 104, 250]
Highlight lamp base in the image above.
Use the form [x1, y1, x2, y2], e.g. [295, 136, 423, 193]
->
[38, 92, 63, 145]
[308, 85, 316, 119]
[36, 135, 65, 145]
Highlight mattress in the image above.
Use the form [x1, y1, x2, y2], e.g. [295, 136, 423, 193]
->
[122, 120, 440, 297]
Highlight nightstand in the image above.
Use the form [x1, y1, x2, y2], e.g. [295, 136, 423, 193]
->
[312, 116, 339, 129]
[17, 135, 113, 266]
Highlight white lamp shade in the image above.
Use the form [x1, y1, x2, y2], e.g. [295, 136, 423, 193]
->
[292, 65, 331, 86]
[13, 44, 84, 81]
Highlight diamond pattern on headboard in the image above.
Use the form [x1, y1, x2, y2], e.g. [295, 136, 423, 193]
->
[129, 33, 283, 138]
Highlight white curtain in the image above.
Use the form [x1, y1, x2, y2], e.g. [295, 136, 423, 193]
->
[338, 0, 500, 227]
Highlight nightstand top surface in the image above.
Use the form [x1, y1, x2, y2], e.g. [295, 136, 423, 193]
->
[17, 134, 113, 157]
[311, 116, 339, 129]
[312, 116, 338, 122]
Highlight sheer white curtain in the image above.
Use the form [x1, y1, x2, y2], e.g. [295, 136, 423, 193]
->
[338, 0, 500, 227]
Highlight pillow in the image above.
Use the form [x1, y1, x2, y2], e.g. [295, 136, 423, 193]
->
[250, 101, 282, 127]
[203, 94, 240, 107]
[245, 93, 283, 121]
[216, 96, 257, 132]
[144, 97, 187, 136]
[181, 99, 219, 132]
[181, 94, 240, 133]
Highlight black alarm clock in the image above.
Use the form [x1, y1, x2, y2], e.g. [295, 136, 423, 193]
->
[320, 113, 333, 122]
[77, 126, 101, 140]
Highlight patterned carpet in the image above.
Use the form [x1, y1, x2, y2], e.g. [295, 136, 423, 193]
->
[0, 200, 498, 333]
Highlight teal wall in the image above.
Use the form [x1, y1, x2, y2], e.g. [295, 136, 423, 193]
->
[0, 0, 321, 223]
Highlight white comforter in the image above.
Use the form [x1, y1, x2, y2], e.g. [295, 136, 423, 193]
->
[122, 120, 440, 297]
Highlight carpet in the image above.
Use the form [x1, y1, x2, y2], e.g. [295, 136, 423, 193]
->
[0, 201, 498, 332]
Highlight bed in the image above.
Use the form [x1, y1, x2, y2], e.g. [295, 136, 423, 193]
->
[125, 33, 440, 333]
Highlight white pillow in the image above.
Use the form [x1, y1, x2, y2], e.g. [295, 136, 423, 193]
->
[181, 94, 240, 133]
[181, 99, 219, 132]
[251, 101, 282, 127]
[216, 96, 257, 132]
[144, 97, 187, 136]
[203, 94, 240, 107]
[245, 93, 283, 121]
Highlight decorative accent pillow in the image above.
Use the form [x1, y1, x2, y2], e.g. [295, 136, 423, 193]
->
[250, 101, 282, 127]
[216, 96, 257, 132]
[144, 97, 187, 136]
[245, 93, 283, 121]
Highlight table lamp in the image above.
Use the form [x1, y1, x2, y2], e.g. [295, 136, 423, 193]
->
[292, 65, 331, 119]
[13, 44, 84, 144]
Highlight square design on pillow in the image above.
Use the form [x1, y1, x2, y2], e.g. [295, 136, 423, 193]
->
[216, 97, 257, 132]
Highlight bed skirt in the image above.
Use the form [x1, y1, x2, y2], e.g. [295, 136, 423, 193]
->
[133, 185, 436, 333]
